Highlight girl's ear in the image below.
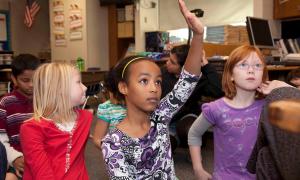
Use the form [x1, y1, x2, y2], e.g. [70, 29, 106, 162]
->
[118, 81, 128, 95]
[11, 75, 18, 87]
[230, 76, 234, 81]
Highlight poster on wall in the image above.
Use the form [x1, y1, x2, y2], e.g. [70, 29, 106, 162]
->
[52, 0, 66, 46]
[0, 13, 7, 41]
[69, 4, 83, 41]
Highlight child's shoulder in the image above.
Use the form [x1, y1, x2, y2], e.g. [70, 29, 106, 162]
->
[202, 97, 225, 109]
[76, 109, 93, 121]
[0, 92, 18, 105]
[98, 100, 125, 111]
[255, 98, 265, 106]
[101, 128, 123, 145]
[98, 100, 113, 109]
[21, 118, 49, 130]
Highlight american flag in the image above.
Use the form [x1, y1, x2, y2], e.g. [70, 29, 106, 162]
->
[24, 0, 40, 28]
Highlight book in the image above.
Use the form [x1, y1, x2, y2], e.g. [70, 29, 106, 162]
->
[284, 39, 293, 54]
[288, 39, 297, 53]
[294, 39, 300, 53]
[279, 39, 288, 54]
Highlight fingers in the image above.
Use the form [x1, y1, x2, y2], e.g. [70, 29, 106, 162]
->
[178, 0, 193, 27]
[208, 173, 212, 179]
[178, 0, 189, 15]
[256, 87, 262, 93]
[15, 169, 23, 178]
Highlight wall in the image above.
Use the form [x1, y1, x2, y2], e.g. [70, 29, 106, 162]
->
[49, 0, 87, 63]
[87, 0, 109, 70]
[253, 0, 281, 38]
[135, 0, 159, 52]
[50, 0, 109, 70]
[159, 0, 253, 31]
[0, 0, 50, 56]
[135, 0, 253, 51]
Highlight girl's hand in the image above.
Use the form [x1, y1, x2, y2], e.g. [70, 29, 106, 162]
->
[178, 0, 204, 36]
[201, 50, 208, 66]
[194, 168, 212, 180]
[257, 80, 294, 95]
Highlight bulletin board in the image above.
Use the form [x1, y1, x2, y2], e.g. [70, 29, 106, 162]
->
[0, 10, 11, 51]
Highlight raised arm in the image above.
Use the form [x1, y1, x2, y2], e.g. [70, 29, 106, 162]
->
[151, 0, 204, 123]
[179, 0, 204, 76]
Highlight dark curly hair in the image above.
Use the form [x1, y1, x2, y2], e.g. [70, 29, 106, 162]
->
[170, 44, 190, 67]
[11, 54, 41, 77]
[287, 68, 300, 86]
[103, 68, 122, 102]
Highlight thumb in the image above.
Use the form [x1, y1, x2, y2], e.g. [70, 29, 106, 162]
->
[15, 169, 23, 178]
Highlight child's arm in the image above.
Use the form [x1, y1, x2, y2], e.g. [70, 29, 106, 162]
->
[179, 0, 204, 76]
[201, 63, 224, 98]
[151, 0, 204, 123]
[188, 114, 212, 179]
[92, 120, 109, 148]
[20, 121, 55, 179]
[0, 106, 24, 175]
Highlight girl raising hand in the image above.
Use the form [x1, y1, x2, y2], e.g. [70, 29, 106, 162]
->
[101, 0, 204, 179]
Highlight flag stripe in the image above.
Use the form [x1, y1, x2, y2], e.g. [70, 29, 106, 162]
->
[24, 0, 40, 28]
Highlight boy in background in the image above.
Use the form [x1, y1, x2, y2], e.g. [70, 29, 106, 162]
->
[287, 68, 300, 89]
[0, 54, 40, 179]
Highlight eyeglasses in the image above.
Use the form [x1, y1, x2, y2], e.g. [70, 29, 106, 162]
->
[235, 63, 264, 71]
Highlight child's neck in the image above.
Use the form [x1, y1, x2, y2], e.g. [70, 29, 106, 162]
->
[117, 108, 151, 138]
[225, 89, 256, 108]
[16, 89, 33, 100]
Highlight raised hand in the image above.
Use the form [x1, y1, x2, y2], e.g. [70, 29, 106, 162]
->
[257, 80, 294, 95]
[178, 0, 204, 36]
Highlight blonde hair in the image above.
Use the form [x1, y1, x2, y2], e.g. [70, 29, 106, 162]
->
[33, 62, 78, 123]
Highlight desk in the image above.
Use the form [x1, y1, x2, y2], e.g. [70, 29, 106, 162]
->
[267, 65, 300, 80]
[81, 71, 106, 86]
[267, 65, 299, 71]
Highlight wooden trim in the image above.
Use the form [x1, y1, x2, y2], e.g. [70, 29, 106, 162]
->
[108, 4, 118, 68]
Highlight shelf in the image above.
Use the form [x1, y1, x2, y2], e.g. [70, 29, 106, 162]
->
[108, 3, 135, 67]
[274, 0, 300, 19]
[0, 51, 13, 54]
[117, 21, 134, 38]
[0, 64, 11, 69]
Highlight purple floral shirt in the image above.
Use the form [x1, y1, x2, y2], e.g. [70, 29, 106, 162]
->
[101, 69, 200, 180]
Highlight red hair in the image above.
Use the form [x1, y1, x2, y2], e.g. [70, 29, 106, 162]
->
[222, 45, 268, 99]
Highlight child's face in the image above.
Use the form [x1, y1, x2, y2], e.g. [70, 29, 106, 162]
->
[166, 53, 181, 75]
[290, 78, 300, 89]
[70, 70, 87, 107]
[121, 60, 162, 113]
[12, 70, 35, 98]
[231, 52, 264, 92]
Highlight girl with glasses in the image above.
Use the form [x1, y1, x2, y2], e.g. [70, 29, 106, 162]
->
[188, 45, 269, 180]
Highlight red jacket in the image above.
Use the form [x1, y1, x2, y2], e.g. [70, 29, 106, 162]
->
[20, 110, 92, 180]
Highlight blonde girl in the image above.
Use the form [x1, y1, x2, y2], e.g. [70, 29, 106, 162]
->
[20, 63, 92, 179]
